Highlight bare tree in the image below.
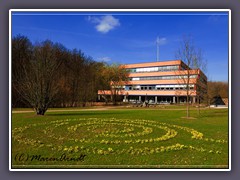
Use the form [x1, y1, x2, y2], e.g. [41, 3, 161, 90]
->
[13, 40, 64, 115]
[97, 64, 112, 104]
[98, 64, 129, 105]
[12, 35, 33, 107]
[66, 49, 84, 107]
[109, 64, 129, 105]
[12, 35, 129, 110]
[175, 36, 207, 118]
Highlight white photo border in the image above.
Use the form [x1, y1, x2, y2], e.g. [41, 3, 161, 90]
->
[9, 9, 231, 171]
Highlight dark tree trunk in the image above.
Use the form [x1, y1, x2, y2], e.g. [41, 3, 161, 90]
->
[35, 107, 47, 115]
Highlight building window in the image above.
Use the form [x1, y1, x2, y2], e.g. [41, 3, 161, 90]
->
[128, 65, 181, 73]
[130, 74, 199, 81]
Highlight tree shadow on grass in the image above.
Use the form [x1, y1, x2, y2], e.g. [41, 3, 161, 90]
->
[46, 111, 125, 117]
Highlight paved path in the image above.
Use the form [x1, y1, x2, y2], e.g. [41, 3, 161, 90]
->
[12, 106, 222, 114]
[12, 107, 113, 113]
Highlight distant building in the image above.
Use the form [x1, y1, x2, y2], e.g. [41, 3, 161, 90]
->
[98, 60, 207, 104]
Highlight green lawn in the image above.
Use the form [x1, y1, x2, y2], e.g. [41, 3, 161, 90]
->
[11, 107, 229, 169]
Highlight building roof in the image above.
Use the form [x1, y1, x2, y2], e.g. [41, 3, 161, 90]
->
[125, 60, 183, 69]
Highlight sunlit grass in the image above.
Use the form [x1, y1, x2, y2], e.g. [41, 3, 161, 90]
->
[11, 107, 229, 169]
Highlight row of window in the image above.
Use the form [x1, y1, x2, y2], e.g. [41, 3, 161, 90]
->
[126, 84, 194, 91]
[130, 75, 198, 81]
[128, 65, 179, 73]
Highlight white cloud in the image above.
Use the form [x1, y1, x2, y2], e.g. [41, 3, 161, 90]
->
[88, 15, 120, 33]
[97, 57, 111, 62]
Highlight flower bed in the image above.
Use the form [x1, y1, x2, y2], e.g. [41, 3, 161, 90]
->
[12, 118, 228, 157]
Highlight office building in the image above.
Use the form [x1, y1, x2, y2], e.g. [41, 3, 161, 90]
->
[98, 60, 207, 104]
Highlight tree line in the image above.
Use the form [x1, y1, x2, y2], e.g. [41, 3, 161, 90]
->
[12, 35, 228, 116]
[12, 35, 129, 115]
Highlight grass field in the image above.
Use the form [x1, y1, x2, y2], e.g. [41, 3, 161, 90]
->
[11, 106, 229, 169]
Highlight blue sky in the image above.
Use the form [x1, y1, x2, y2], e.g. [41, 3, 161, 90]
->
[11, 11, 229, 82]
